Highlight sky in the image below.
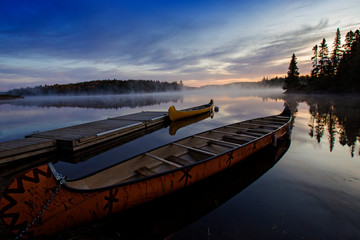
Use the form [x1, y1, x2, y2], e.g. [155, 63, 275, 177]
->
[0, 0, 359, 91]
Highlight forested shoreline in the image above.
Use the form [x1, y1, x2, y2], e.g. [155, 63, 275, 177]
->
[283, 27, 360, 93]
[6, 79, 184, 96]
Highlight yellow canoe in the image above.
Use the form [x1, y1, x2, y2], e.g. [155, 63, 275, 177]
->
[168, 99, 214, 121]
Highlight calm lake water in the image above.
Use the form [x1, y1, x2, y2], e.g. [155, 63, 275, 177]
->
[0, 88, 360, 239]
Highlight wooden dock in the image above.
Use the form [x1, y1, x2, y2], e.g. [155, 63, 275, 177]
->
[0, 111, 168, 166]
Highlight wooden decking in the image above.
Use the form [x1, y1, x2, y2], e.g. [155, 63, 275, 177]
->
[0, 138, 56, 165]
[0, 111, 168, 165]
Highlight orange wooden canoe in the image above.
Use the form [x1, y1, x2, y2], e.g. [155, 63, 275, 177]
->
[0, 107, 292, 238]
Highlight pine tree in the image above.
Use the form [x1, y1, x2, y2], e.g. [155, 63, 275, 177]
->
[311, 44, 319, 78]
[283, 53, 300, 91]
[344, 30, 355, 54]
[349, 29, 360, 90]
[319, 38, 330, 69]
[331, 28, 342, 76]
[318, 38, 331, 89]
[336, 28, 360, 91]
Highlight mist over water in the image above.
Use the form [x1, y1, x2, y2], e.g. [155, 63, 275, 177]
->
[0, 88, 283, 141]
[0, 92, 183, 109]
[1, 87, 360, 239]
[0, 92, 182, 141]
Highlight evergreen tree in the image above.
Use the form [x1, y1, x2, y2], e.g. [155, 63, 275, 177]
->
[318, 38, 331, 88]
[348, 29, 360, 90]
[344, 30, 355, 54]
[283, 53, 300, 91]
[311, 44, 319, 80]
[337, 28, 360, 91]
[331, 28, 342, 76]
[319, 38, 330, 71]
[290, 27, 360, 93]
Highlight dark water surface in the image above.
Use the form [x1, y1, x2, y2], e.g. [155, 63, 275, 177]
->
[0, 88, 359, 239]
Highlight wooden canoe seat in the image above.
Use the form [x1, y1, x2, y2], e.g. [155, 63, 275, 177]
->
[222, 135, 250, 145]
[236, 127, 274, 133]
[165, 156, 194, 166]
[193, 135, 240, 148]
[236, 130, 263, 136]
[208, 140, 239, 148]
[241, 122, 282, 129]
[136, 167, 156, 177]
[172, 143, 217, 156]
[145, 153, 182, 168]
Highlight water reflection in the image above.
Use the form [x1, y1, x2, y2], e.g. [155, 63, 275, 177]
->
[1, 91, 358, 158]
[281, 94, 360, 157]
[169, 111, 214, 135]
[0, 114, 218, 180]
[0, 94, 183, 109]
[50, 136, 291, 240]
[0, 89, 359, 239]
[0, 94, 184, 142]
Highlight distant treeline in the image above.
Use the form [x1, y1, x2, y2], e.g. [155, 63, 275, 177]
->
[284, 27, 360, 93]
[7, 79, 184, 96]
[3, 94, 183, 109]
[261, 75, 314, 87]
[260, 76, 284, 87]
[0, 94, 24, 100]
[200, 80, 284, 89]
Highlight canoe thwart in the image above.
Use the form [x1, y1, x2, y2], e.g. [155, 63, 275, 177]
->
[172, 143, 217, 156]
[222, 135, 251, 145]
[145, 153, 182, 168]
[136, 167, 156, 177]
[193, 135, 241, 148]
[165, 156, 194, 166]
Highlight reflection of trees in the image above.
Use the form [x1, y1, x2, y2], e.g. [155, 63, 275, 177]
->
[327, 106, 337, 152]
[0, 94, 183, 110]
[335, 101, 360, 157]
[278, 94, 360, 157]
[308, 102, 337, 150]
[281, 94, 299, 130]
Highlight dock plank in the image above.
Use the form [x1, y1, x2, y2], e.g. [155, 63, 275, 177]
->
[0, 138, 56, 159]
[0, 111, 168, 164]
[26, 111, 168, 151]
[29, 119, 139, 139]
[110, 111, 168, 121]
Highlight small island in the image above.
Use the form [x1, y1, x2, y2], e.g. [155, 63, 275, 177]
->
[5, 79, 184, 96]
[0, 94, 24, 100]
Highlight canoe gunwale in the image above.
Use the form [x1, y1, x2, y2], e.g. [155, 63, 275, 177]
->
[174, 99, 214, 113]
[58, 112, 292, 192]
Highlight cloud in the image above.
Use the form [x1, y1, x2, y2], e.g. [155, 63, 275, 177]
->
[223, 19, 332, 77]
[0, 0, 359, 90]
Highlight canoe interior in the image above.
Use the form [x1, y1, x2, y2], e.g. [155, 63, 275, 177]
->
[66, 114, 290, 190]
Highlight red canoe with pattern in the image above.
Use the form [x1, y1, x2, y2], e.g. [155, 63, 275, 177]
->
[0, 107, 292, 238]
